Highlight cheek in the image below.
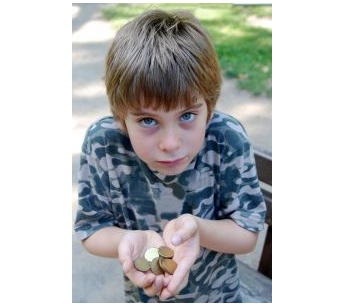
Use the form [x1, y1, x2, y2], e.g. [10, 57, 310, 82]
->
[193, 133, 206, 151]
[129, 134, 153, 160]
[184, 126, 206, 152]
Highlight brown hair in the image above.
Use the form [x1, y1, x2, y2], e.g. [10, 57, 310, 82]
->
[105, 9, 222, 127]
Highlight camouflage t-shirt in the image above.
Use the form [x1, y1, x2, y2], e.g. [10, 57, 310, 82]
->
[74, 110, 266, 303]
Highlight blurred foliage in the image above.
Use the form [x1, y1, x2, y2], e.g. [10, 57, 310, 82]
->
[102, 3, 272, 97]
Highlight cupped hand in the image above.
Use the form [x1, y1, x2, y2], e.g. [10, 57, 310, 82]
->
[160, 214, 200, 300]
[118, 230, 168, 297]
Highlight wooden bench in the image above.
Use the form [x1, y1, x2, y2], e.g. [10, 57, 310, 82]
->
[238, 149, 272, 302]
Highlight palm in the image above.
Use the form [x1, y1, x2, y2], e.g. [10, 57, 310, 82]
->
[118, 230, 165, 262]
[118, 230, 166, 290]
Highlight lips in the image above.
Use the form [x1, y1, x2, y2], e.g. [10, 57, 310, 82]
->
[156, 157, 186, 167]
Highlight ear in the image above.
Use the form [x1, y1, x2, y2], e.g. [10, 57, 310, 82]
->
[114, 118, 127, 132]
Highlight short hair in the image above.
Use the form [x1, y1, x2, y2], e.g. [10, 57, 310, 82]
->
[105, 9, 222, 126]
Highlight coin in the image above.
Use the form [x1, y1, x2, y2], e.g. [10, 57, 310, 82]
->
[158, 246, 174, 259]
[134, 257, 150, 272]
[159, 258, 177, 275]
[150, 257, 164, 275]
[144, 247, 160, 262]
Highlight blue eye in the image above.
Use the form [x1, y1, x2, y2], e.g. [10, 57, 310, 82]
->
[180, 112, 195, 123]
[140, 117, 157, 127]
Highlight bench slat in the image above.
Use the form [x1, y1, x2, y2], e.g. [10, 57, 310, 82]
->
[258, 226, 272, 278]
[254, 151, 272, 186]
[254, 150, 272, 279]
[262, 190, 272, 226]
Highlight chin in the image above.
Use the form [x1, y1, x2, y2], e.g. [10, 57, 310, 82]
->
[160, 170, 183, 176]
[153, 165, 187, 176]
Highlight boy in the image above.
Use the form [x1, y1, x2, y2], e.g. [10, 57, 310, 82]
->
[74, 9, 266, 302]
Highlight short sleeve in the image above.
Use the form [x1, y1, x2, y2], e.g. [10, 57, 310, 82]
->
[74, 127, 115, 241]
[217, 122, 266, 232]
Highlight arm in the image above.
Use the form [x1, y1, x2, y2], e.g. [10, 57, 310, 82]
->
[164, 213, 258, 255]
[82, 226, 128, 258]
[195, 216, 258, 254]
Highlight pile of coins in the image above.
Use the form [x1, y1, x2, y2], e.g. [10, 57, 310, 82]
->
[134, 246, 177, 275]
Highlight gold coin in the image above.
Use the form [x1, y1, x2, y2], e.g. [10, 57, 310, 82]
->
[150, 257, 164, 275]
[144, 247, 160, 262]
[158, 246, 174, 259]
[158, 256, 164, 270]
[134, 257, 150, 272]
[159, 258, 177, 275]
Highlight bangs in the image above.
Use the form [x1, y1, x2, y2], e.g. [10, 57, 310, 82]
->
[125, 63, 200, 112]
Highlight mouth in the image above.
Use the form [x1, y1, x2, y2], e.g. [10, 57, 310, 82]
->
[156, 157, 187, 167]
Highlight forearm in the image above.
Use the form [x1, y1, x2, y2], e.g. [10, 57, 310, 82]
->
[195, 217, 258, 254]
[82, 226, 128, 258]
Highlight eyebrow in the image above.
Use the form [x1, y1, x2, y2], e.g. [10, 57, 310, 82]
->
[129, 103, 204, 117]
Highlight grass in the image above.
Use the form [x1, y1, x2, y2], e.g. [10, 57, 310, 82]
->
[102, 3, 272, 97]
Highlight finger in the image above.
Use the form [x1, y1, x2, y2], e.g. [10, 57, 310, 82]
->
[143, 274, 164, 297]
[123, 259, 155, 288]
[159, 287, 175, 301]
[170, 217, 197, 247]
[162, 275, 171, 288]
[165, 260, 190, 295]
[159, 275, 174, 300]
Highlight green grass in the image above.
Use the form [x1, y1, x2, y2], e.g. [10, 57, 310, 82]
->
[102, 3, 272, 97]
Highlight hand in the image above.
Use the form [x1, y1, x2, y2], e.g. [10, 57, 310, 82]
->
[118, 230, 168, 297]
[160, 214, 200, 300]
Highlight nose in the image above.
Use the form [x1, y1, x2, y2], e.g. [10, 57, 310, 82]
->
[158, 127, 181, 152]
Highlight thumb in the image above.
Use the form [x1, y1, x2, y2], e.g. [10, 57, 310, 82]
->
[170, 215, 198, 246]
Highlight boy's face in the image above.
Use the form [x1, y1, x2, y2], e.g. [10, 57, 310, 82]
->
[124, 98, 209, 176]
